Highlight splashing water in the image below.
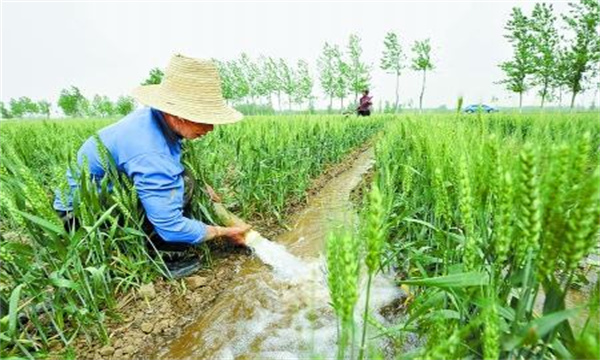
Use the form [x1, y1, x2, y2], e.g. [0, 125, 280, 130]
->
[160, 149, 411, 359]
[245, 230, 315, 282]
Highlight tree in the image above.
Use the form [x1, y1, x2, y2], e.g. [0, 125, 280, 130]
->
[141, 67, 164, 85]
[347, 34, 371, 103]
[530, 3, 560, 109]
[317, 42, 338, 111]
[37, 100, 51, 118]
[560, 0, 600, 109]
[256, 56, 274, 105]
[115, 96, 135, 116]
[229, 60, 250, 103]
[499, 8, 535, 113]
[279, 58, 296, 111]
[239, 53, 263, 104]
[0, 102, 12, 119]
[411, 39, 435, 113]
[380, 31, 407, 113]
[259, 56, 279, 108]
[294, 60, 313, 109]
[214, 59, 234, 104]
[9, 97, 38, 118]
[326, 45, 351, 110]
[9, 98, 26, 118]
[592, 81, 600, 110]
[91, 95, 114, 117]
[58, 86, 87, 117]
[264, 57, 283, 111]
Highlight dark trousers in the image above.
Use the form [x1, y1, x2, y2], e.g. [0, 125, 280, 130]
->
[357, 109, 371, 117]
[57, 174, 198, 253]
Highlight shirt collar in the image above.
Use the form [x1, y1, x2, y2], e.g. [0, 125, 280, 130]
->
[151, 108, 181, 146]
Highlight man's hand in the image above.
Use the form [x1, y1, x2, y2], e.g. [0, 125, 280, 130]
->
[222, 224, 252, 246]
[205, 224, 252, 245]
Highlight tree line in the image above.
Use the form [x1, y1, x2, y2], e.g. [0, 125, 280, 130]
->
[0, 87, 135, 119]
[499, 0, 599, 111]
[141, 33, 435, 113]
[1, 0, 595, 119]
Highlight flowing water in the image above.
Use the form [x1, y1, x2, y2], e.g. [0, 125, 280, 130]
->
[159, 149, 405, 359]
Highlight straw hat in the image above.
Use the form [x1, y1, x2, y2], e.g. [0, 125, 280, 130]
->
[132, 54, 243, 124]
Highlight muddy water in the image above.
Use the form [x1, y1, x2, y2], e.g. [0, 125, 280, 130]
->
[159, 149, 403, 360]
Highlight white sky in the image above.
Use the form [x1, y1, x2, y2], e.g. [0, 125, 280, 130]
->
[1, 0, 597, 110]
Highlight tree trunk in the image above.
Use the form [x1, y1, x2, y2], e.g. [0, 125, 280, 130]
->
[288, 94, 292, 111]
[519, 92, 523, 113]
[277, 91, 282, 112]
[540, 83, 547, 109]
[329, 95, 333, 112]
[394, 73, 400, 113]
[558, 88, 563, 109]
[540, 95, 545, 110]
[418, 70, 426, 113]
[570, 90, 577, 110]
[340, 97, 345, 110]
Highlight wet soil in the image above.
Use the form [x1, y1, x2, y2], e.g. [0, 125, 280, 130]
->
[54, 142, 375, 360]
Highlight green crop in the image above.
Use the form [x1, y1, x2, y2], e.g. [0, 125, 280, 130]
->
[353, 112, 600, 359]
[0, 114, 385, 359]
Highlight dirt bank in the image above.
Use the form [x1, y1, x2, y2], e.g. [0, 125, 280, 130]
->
[52, 142, 374, 360]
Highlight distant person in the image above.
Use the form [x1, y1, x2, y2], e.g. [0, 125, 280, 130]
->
[357, 89, 373, 117]
[53, 54, 251, 278]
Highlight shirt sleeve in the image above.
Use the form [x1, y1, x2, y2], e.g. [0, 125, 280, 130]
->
[123, 153, 207, 244]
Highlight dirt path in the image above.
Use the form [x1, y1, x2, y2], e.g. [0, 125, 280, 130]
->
[56, 142, 374, 360]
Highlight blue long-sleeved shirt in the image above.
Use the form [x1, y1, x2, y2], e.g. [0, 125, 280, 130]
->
[53, 107, 207, 244]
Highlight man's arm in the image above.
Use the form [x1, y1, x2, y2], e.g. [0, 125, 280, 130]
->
[124, 153, 241, 244]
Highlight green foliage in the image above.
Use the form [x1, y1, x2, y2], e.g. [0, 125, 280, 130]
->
[37, 100, 51, 118]
[0, 114, 384, 358]
[456, 96, 464, 114]
[333, 50, 350, 110]
[560, 0, 600, 108]
[318, 42, 339, 110]
[278, 58, 296, 111]
[114, 96, 135, 116]
[530, 3, 560, 108]
[141, 67, 164, 85]
[214, 58, 235, 102]
[239, 53, 262, 102]
[90, 95, 114, 118]
[294, 60, 313, 107]
[410, 39, 435, 73]
[362, 112, 600, 359]
[411, 39, 435, 112]
[380, 31, 406, 76]
[0, 102, 11, 119]
[499, 8, 535, 111]
[346, 34, 371, 103]
[381, 31, 406, 113]
[9, 97, 39, 118]
[327, 231, 360, 359]
[57, 86, 87, 117]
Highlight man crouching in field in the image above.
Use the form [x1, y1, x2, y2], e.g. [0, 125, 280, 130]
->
[53, 54, 250, 278]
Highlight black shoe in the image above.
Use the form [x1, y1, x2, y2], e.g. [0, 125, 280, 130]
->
[164, 256, 201, 279]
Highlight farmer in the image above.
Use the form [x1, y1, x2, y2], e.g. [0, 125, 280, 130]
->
[356, 89, 373, 117]
[53, 54, 250, 278]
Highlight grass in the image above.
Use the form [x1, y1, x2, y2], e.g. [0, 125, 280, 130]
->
[2, 111, 599, 359]
[0, 114, 386, 359]
[341, 112, 600, 359]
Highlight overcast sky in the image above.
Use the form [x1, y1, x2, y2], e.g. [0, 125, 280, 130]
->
[1, 0, 596, 110]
